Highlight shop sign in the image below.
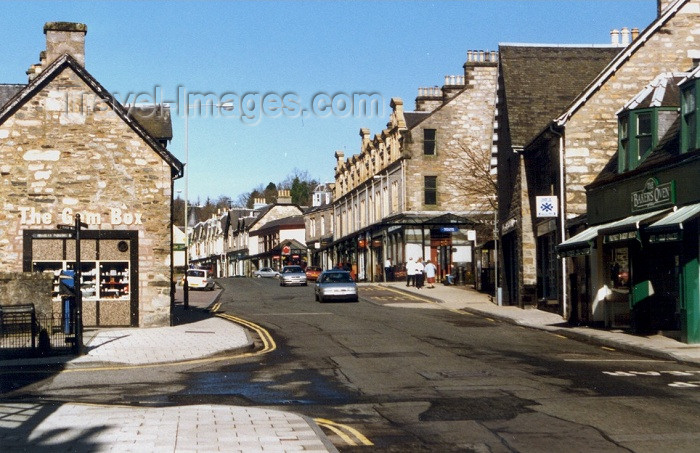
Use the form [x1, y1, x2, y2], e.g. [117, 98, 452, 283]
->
[439, 226, 459, 233]
[282, 245, 291, 255]
[371, 239, 382, 248]
[649, 231, 682, 243]
[604, 231, 638, 244]
[502, 217, 517, 234]
[19, 206, 143, 226]
[631, 178, 675, 213]
[358, 239, 366, 249]
[536, 196, 558, 218]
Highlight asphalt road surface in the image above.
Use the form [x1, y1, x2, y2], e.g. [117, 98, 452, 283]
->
[3, 277, 700, 452]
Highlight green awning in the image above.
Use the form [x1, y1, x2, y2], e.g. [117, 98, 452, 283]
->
[647, 202, 700, 232]
[556, 223, 609, 257]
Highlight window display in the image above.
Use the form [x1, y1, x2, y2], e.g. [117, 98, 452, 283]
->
[33, 260, 129, 300]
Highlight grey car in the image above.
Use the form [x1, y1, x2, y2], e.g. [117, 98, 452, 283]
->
[279, 265, 307, 286]
[314, 270, 358, 302]
[253, 267, 279, 278]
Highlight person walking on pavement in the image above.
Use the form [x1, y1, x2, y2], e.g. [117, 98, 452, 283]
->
[415, 258, 425, 289]
[384, 257, 393, 282]
[406, 257, 416, 287]
[424, 260, 437, 288]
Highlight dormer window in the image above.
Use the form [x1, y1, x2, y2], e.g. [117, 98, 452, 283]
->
[618, 110, 658, 172]
[681, 79, 698, 153]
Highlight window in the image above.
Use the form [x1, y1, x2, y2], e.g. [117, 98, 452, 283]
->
[618, 116, 629, 172]
[636, 112, 653, 159]
[424, 176, 437, 205]
[423, 129, 436, 155]
[681, 82, 698, 153]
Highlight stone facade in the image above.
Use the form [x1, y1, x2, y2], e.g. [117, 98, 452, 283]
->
[0, 23, 182, 327]
[0, 272, 53, 318]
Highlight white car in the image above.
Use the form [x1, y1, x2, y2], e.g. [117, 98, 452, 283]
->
[253, 267, 280, 278]
[184, 269, 215, 290]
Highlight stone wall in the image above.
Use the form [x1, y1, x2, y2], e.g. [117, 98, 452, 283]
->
[0, 272, 53, 317]
[564, 1, 700, 217]
[404, 61, 498, 214]
[0, 64, 174, 327]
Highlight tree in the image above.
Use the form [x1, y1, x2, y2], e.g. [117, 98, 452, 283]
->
[263, 182, 277, 204]
[453, 141, 498, 243]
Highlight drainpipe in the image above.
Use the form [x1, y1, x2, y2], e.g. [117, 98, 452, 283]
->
[549, 124, 568, 320]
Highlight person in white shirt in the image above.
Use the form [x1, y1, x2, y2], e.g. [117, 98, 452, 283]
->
[384, 257, 392, 281]
[406, 257, 415, 287]
[424, 260, 437, 288]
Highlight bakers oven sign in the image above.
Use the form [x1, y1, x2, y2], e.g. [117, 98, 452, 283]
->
[631, 178, 675, 213]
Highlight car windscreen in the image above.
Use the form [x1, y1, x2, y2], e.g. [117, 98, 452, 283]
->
[283, 267, 303, 273]
[321, 272, 353, 283]
[187, 270, 205, 277]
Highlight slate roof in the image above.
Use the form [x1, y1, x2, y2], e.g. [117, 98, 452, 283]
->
[499, 44, 621, 148]
[404, 111, 430, 129]
[126, 105, 173, 142]
[251, 215, 305, 236]
[0, 84, 24, 108]
[618, 72, 686, 113]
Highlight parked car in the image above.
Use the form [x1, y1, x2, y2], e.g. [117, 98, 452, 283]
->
[305, 266, 323, 281]
[279, 265, 307, 286]
[184, 269, 215, 291]
[314, 270, 358, 303]
[253, 267, 280, 278]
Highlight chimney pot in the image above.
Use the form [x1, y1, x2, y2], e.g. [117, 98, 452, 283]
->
[621, 27, 630, 45]
[610, 29, 620, 46]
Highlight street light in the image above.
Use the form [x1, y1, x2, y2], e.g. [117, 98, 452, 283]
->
[181, 99, 236, 309]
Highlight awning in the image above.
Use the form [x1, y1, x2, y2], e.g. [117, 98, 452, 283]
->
[599, 209, 668, 244]
[646, 202, 700, 243]
[556, 223, 611, 257]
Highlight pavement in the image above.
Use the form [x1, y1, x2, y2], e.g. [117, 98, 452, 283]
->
[2, 280, 700, 452]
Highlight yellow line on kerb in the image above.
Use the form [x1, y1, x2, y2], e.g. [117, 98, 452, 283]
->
[314, 418, 373, 446]
[216, 313, 276, 354]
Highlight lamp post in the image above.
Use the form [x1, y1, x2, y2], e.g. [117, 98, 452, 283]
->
[181, 99, 235, 309]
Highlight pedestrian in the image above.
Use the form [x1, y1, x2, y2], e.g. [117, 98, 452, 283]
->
[384, 257, 392, 282]
[424, 260, 437, 288]
[406, 257, 415, 287]
[415, 258, 425, 289]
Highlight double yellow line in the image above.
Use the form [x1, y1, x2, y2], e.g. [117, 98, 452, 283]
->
[215, 312, 276, 355]
[314, 418, 373, 446]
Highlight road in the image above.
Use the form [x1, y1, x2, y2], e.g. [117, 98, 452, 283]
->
[3, 277, 700, 452]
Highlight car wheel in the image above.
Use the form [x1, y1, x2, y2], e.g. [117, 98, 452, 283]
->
[314, 293, 318, 301]
[256, 274, 261, 278]
[318, 295, 324, 303]
[280, 282, 285, 287]
[303, 282, 308, 286]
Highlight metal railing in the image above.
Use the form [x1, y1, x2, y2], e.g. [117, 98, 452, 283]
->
[0, 306, 75, 358]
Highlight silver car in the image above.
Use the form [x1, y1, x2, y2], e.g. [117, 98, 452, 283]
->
[253, 267, 279, 278]
[314, 270, 358, 303]
[279, 265, 307, 286]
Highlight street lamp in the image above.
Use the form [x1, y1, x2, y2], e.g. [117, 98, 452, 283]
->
[181, 99, 235, 309]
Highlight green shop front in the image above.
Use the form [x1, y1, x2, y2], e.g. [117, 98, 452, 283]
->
[583, 161, 700, 342]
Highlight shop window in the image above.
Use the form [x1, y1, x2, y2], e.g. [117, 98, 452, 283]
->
[423, 129, 436, 155]
[424, 176, 437, 205]
[681, 81, 698, 153]
[609, 247, 630, 291]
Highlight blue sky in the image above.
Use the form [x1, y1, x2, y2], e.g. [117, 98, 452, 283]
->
[1, 1, 657, 203]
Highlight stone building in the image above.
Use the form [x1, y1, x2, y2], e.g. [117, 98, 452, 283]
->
[304, 183, 335, 269]
[331, 51, 498, 282]
[0, 23, 183, 327]
[495, 44, 623, 309]
[502, 0, 700, 319]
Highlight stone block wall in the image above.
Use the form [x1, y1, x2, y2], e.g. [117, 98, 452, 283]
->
[0, 272, 53, 317]
[564, 1, 700, 217]
[404, 62, 498, 214]
[0, 65, 174, 327]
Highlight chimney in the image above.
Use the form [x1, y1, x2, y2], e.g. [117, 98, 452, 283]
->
[620, 27, 631, 46]
[631, 28, 639, 41]
[44, 22, 87, 66]
[253, 198, 267, 210]
[335, 150, 345, 168]
[610, 29, 620, 46]
[360, 128, 371, 148]
[277, 189, 292, 204]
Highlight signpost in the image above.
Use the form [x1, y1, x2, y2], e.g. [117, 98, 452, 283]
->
[58, 214, 88, 354]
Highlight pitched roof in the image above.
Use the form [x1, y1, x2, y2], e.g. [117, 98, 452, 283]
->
[556, 0, 690, 126]
[499, 44, 621, 148]
[0, 54, 183, 177]
[126, 105, 173, 142]
[0, 84, 24, 108]
[618, 72, 686, 113]
[404, 111, 430, 129]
